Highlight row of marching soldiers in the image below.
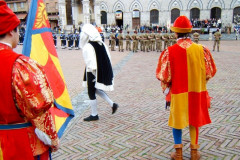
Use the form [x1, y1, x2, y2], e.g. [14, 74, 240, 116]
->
[109, 30, 179, 52]
[57, 32, 80, 50]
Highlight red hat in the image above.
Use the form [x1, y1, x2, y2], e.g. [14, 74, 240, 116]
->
[0, 1, 20, 35]
[170, 16, 192, 33]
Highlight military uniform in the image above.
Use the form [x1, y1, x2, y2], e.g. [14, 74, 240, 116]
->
[110, 32, 116, 51]
[213, 30, 221, 52]
[125, 33, 131, 51]
[67, 33, 74, 50]
[150, 32, 156, 51]
[138, 34, 144, 51]
[117, 33, 124, 52]
[163, 33, 170, 49]
[131, 33, 138, 52]
[143, 33, 150, 52]
[53, 33, 57, 48]
[193, 32, 200, 44]
[19, 32, 24, 45]
[74, 33, 80, 50]
[60, 33, 66, 49]
[155, 33, 162, 52]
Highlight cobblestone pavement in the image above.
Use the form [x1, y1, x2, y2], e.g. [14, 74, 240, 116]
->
[15, 39, 240, 160]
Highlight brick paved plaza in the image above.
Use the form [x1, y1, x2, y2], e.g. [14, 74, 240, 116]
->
[15, 38, 240, 159]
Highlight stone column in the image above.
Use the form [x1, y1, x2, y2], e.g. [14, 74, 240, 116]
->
[82, 0, 90, 24]
[94, 0, 101, 26]
[72, 0, 78, 26]
[58, 0, 67, 31]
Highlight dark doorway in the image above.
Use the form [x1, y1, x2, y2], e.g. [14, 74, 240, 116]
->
[101, 11, 107, 24]
[210, 7, 221, 20]
[233, 7, 240, 23]
[150, 9, 159, 24]
[115, 10, 123, 27]
[65, 0, 73, 25]
[190, 8, 200, 20]
[171, 8, 180, 23]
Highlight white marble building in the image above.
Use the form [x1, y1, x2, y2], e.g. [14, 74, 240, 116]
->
[59, 0, 240, 31]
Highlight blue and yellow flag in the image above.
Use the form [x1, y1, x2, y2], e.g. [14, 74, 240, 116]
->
[22, 0, 74, 138]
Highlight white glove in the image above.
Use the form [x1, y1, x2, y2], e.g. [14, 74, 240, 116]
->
[35, 128, 52, 146]
[163, 87, 170, 96]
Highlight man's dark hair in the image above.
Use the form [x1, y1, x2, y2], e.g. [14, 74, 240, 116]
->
[0, 26, 18, 39]
[176, 32, 191, 39]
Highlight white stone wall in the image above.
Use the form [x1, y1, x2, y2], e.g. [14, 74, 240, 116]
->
[68, 0, 240, 29]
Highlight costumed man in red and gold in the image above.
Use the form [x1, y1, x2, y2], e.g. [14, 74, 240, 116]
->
[0, 2, 59, 160]
[156, 16, 217, 160]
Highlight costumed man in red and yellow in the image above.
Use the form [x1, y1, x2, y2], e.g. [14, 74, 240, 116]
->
[0, 1, 59, 160]
[156, 16, 217, 160]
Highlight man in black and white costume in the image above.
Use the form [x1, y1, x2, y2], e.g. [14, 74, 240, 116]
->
[80, 24, 119, 121]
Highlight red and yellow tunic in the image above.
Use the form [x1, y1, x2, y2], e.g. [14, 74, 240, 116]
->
[156, 39, 217, 129]
[0, 43, 59, 159]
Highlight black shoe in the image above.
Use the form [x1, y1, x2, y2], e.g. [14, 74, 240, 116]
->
[112, 103, 119, 114]
[84, 115, 99, 121]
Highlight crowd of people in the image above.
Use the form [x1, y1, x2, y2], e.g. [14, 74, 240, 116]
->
[191, 18, 222, 28]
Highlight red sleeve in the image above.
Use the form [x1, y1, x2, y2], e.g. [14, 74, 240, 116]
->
[12, 56, 59, 149]
[203, 46, 217, 80]
[156, 49, 171, 91]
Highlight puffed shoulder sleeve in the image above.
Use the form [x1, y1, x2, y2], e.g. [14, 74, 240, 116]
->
[156, 49, 171, 91]
[12, 56, 54, 119]
[203, 46, 217, 80]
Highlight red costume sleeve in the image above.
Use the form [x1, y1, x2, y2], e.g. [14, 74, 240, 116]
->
[156, 49, 171, 91]
[12, 56, 59, 156]
[203, 46, 217, 80]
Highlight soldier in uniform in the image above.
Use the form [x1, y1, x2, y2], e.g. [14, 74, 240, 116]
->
[139, 30, 144, 51]
[117, 30, 124, 52]
[19, 31, 24, 45]
[67, 33, 74, 50]
[125, 31, 131, 51]
[136, 31, 139, 51]
[110, 30, 116, 51]
[155, 30, 163, 52]
[162, 32, 170, 50]
[143, 30, 150, 52]
[60, 32, 66, 49]
[131, 30, 138, 52]
[150, 30, 156, 51]
[74, 32, 80, 50]
[213, 29, 222, 52]
[53, 32, 57, 48]
[193, 31, 200, 44]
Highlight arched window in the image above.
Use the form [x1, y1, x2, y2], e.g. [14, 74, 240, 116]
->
[150, 9, 159, 24]
[210, 7, 221, 20]
[132, 10, 140, 29]
[171, 8, 180, 23]
[101, 11, 107, 24]
[190, 8, 200, 20]
[233, 7, 240, 23]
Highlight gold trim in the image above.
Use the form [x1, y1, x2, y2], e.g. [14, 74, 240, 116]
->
[0, 142, 3, 160]
[170, 26, 192, 33]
